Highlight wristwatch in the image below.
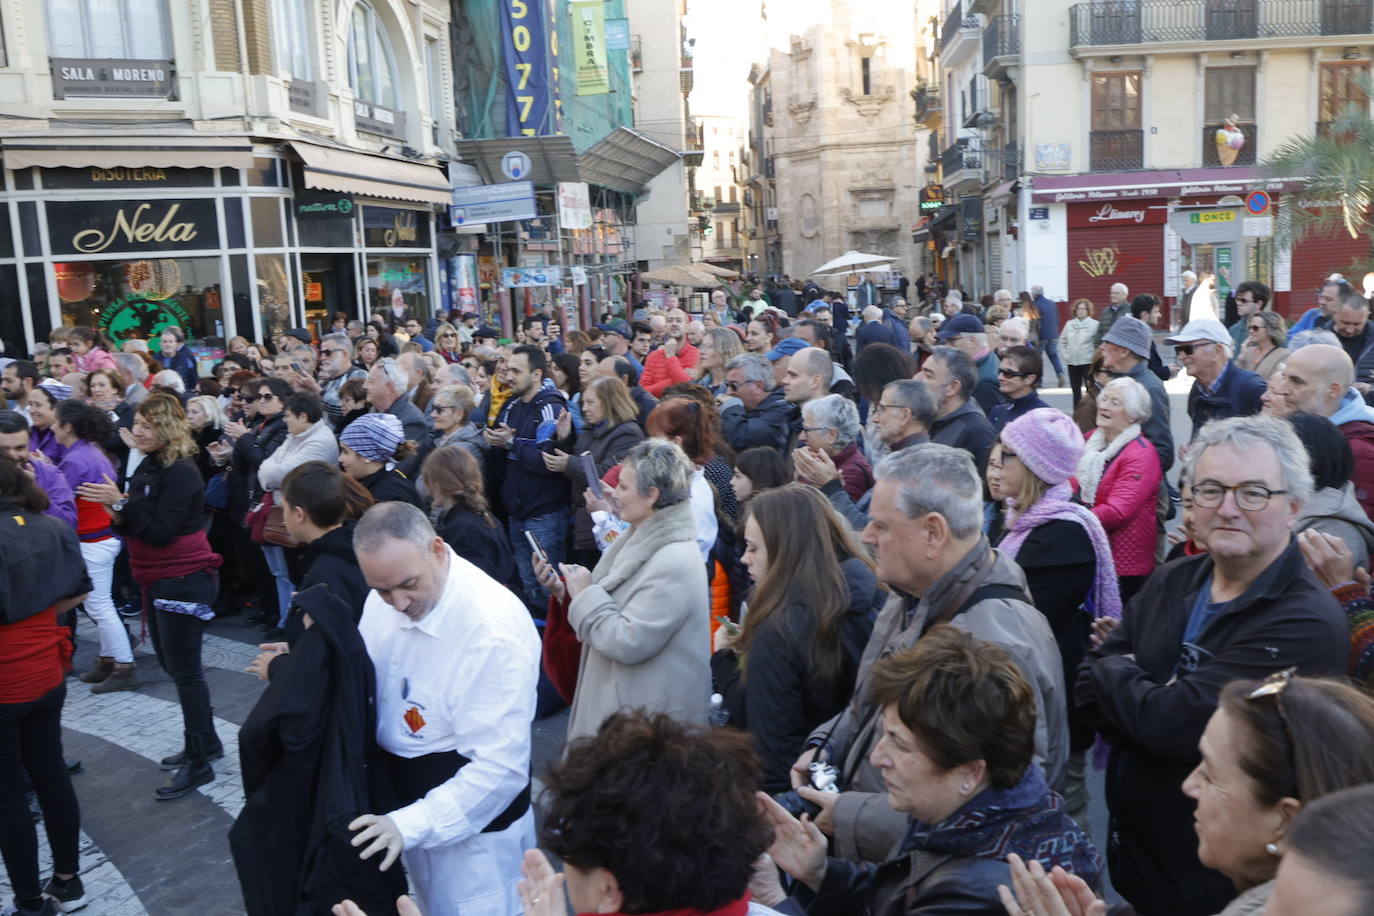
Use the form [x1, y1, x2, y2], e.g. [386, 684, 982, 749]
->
[111, 498, 127, 512]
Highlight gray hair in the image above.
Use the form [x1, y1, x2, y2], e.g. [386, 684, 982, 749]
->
[999, 317, 1029, 339]
[347, 320, 365, 334]
[1030, 285, 1044, 297]
[151, 369, 185, 393]
[371, 356, 409, 392]
[354, 501, 439, 554]
[321, 332, 352, 351]
[1111, 282, 1130, 295]
[929, 345, 977, 402]
[994, 289, 1013, 301]
[623, 438, 693, 509]
[114, 351, 148, 380]
[186, 394, 227, 429]
[725, 353, 776, 390]
[1181, 414, 1314, 503]
[862, 305, 883, 321]
[875, 442, 983, 539]
[883, 379, 937, 428]
[432, 383, 476, 418]
[703, 327, 746, 367]
[1182, 270, 1197, 281]
[1289, 329, 1341, 352]
[795, 346, 834, 388]
[1099, 376, 1152, 421]
[803, 394, 860, 447]
[435, 363, 474, 389]
[944, 292, 963, 308]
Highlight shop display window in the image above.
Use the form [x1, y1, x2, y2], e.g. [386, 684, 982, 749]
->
[367, 255, 429, 319]
[53, 257, 224, 342]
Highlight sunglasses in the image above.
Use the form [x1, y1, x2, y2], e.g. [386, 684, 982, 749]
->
[1246, 667, 1297, 781]
[998, 368, 1032, 379]
[1247, 323, 1265, 331]
[1174, 343, 1215, 356]
[239, 394, 260, 402]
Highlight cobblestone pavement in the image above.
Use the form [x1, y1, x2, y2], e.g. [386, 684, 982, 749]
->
[3, 610, 569, 916]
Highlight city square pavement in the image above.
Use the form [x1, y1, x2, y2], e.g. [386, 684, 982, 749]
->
[5, 361, 1197, 915]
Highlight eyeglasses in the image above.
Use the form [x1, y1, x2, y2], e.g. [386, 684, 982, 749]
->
[725, 380, 757, 392]
[321, 348, 348, 358]
[1191, 481, 1289, 510]
[1247, 667, 1298, 786]
[258, 394, 277, 402]
[998, 368, 1032, 379]
[800, 425, 833, 434]
[433, 404, 457, 413]
[1247, 323, 1266, 331]
[874, 402, 909, 414]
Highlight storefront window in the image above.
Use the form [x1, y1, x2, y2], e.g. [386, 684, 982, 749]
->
[367, 255, 430, 320]
[251, 197, 284, 248]
[255, 253, 294, 342]
[53, 257, 223, 343]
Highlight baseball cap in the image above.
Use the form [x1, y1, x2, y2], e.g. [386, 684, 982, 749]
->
[936, 313, 985, 341]
[1101, 315, 1153, 359]
[284, 327, 312, 345]
[474, 325, 502, 340]
[596, 320, 633, 340]
[765, 337, 809, 362]
[1165, 318, 1233, 349]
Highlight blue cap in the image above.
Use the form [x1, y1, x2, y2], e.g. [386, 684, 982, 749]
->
[596, 320, 632, 340]
[765, 337, 809, 362]
[936, 313, 985, 340]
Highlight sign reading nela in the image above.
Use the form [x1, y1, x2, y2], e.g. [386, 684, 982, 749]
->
[46, 199, 219, 256]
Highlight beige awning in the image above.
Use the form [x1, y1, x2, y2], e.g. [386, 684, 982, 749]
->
[1, 136, 256, 170]
[289, 141, 451, 206]
[578, 127, 680, 194]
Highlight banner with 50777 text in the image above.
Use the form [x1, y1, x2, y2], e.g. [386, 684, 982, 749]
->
[501, 0, 555, 136]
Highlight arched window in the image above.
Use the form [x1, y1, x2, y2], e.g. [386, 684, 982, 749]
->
[348, 1, 400, 109]
[47, 0, 169, 59]
[274, 0, 314, 80]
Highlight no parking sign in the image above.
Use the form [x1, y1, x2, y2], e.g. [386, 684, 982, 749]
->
[1245, 190, 1271, 215]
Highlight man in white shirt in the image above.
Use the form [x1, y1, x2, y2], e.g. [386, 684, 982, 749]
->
[349, 502, 541, 916]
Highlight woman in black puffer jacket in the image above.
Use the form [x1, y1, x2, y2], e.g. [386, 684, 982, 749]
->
[710, 483, 883, 793]
[225, 377, 291, 631]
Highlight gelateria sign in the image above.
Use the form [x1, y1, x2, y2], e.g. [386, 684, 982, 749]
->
[94, 292, 191, 341]
[46, 199, 219, 256]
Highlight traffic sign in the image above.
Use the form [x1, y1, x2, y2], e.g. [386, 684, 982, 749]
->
[1245, 190, 1271, 215]
[501, 150, 532, 180]
[449, 180, 537, 226]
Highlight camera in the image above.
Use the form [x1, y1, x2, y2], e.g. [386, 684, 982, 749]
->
[773, 760, 841, 819]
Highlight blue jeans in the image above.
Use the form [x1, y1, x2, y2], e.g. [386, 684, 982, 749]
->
[262, 545, 296, 628]
[1040, 338, 1066, 376]
[509, 509, 571, 614]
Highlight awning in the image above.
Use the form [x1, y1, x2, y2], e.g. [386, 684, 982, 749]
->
[288, 141, 451, 206]
[1029, 166, 1303, 204]
[1, 136, 255, 170]
[456, 128, 680, 194]
[578, 127, 680, 194]
[987, 178, 1019, 203]
[926, 205, 958, 232]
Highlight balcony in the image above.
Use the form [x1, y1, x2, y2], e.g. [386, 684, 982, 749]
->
[715, 200, 742, 214]
[942, 139, 983, 190]
[983, 14, 1021, 78]
[1069, 0, 1374, 49]
[941, 2, 983, 62]
[1089, 129, 1144, 170]
[1202, 122, 1257, 166]
[914, 85, 943, 126]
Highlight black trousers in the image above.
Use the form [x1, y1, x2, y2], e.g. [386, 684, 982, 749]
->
[145, 572, 220, 746]
[0, 685, 80, 901]
[1068, 363, 1092, 407]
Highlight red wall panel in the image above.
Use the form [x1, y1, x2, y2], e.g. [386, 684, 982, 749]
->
[1066, 224, 1165, 317]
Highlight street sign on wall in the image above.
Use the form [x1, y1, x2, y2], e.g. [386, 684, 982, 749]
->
[449, 181, 537, 226]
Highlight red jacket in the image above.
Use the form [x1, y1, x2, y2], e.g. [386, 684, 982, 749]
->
[1340, 420, 1374, 523]
[639, 340, 699, 397]
[832, 440, 874, 502]
[1087, 435, 1161, 577]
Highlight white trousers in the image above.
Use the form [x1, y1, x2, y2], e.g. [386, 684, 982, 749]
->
[81, 537, 133, 663]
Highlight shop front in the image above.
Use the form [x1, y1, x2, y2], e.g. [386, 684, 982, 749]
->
[1029, 166, 1370, 322]
[0, 136, 452, 354]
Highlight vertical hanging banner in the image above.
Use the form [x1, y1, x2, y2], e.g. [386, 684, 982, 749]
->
[549, 0, 563, 131]
[571, 0, 609, 96]
[558, 181, 593, 229]
[502, 0, 554, 136]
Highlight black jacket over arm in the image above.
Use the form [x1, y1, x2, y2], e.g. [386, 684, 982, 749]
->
[229, 585, 406, 915]
[1073, 540, 1346, 916]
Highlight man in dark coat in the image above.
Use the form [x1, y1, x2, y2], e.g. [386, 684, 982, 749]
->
[230, 585, 407, 915]
[1165, 318, 1266, 440]
[1076, 416, 1347, 916]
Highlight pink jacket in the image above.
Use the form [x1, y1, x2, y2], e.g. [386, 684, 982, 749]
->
[75, 348, 118, 373]
[1087, 434, 1161, 577]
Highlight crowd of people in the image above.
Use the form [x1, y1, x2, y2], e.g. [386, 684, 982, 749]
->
[3, 277, 1374, 916]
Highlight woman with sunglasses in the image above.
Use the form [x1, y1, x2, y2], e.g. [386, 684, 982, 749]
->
[432, 321, 463, 363]
[1002, 669, 1374, 916]
[990, 345, 1050, 433]
[1237, 310, 1288, 381]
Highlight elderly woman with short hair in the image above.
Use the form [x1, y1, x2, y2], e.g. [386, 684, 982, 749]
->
[430, 383, 483, 465]
[1238, 309, 1289, 381]
[799, 393, 872, 501]
[533, 439, 710, 743]
[1075, 376, 1163, 603]
[695, 326, 746, 396]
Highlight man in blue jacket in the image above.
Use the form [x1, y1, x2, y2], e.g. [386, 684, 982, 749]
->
[1030, 285, 1069, 388]
[1166, 319, 1266, 440]
[484, 345, 569, 612]
[159, 327, 199, 392]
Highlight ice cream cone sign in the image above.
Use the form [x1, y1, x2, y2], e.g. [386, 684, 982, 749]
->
[1216, 114, 1245, 167]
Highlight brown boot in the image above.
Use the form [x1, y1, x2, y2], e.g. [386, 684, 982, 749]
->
[1058, 373, 1070, 388]
[91, 662, 140, 694]
[78, 657, 114, 684]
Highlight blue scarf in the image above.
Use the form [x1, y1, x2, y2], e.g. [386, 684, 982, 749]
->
[900, 765, 1102, 886]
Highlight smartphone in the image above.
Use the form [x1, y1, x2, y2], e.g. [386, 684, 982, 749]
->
[289, 361, 304, 374]
[716, 615, 740, 636]
[525, 530, 548, 566]
[578, 452, 605, 501]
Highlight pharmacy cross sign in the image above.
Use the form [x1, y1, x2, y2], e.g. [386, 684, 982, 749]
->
[501, 151, 532, 180]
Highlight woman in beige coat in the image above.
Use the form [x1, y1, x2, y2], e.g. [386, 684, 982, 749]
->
[535, 439, 710, 743]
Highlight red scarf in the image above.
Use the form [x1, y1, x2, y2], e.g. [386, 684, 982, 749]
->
[578, 894, 750, 916]
[0, 609, 72, 703]
[127, 529, 223, 587]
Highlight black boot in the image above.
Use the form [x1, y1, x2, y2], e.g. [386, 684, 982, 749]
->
[160, 729, 224, 770]
[155, 733, 214, 800]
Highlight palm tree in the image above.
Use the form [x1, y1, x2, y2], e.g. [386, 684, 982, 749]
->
[1265, 74, 1374, 268]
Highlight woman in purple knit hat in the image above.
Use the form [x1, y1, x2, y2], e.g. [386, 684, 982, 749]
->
[986, 407, 1122, 827]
